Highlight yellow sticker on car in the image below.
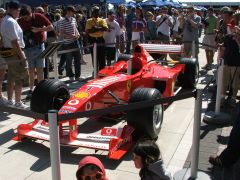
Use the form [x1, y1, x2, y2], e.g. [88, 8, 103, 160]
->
[74, 91, 90, 99]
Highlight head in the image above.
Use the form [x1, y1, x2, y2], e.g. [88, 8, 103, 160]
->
[76, 13, 83, 21]
[136, 6, 143, 19]
[207, 7, 214, 16]
[187, 6, 195, 16]
[146, 11, 154, 20]
[117, 4, 125, 14]
[20, 5, 32, 21]
[222, 10, 233, 22]
[172, 9, 179, 17]
[7, 1, 20, 19]
[161, 6, 168, 15]
[54, 13, 61, 21]
[234, 25, 240, 40]
[0, 8, 6, 22]
[76, 156, 107, 180]
[41, 2, 48, 13]
[35, 6, 44, 14]
[66, 6, 76, 17]
[233, 13, 240, 26]
[107, 11, 115, 22]
[92, 6, 100, 18]
[133, 139, 160, 169]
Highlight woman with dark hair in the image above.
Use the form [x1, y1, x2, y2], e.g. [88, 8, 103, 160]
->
[116, 4, 126, 53]
[133, 139, 172, 180]
[131, 6, 146, 50]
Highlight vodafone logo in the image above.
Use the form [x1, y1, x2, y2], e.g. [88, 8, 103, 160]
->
[106, 129, 112, 134]
[68, 100, 79, 106]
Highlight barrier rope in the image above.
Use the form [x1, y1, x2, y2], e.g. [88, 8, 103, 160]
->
[58, 90, 195, 121]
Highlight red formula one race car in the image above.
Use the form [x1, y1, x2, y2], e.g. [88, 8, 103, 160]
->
[14, 44, 198, 160]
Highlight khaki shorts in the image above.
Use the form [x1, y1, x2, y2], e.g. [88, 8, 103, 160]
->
[8, 60, 28, 82]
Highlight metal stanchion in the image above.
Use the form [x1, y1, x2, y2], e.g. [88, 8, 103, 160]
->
[93, 43, 97, 79]
[52, 52, 59, 80]
[203, 58, 231, 125]
[48, 110, 61, 180]
[174, 89, 210, 180]
[127, 57, 132, 75]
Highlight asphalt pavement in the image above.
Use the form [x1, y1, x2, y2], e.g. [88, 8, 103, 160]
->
[0, 41, 239, 180]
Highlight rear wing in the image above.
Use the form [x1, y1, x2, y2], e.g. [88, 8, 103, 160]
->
[139, 44, 183, 54]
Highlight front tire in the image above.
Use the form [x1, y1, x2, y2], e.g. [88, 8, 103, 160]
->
[31, 79, 70, 113]
[127, 88, 163, 139]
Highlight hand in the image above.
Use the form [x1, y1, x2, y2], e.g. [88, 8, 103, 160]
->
[31, 27, 41, 33]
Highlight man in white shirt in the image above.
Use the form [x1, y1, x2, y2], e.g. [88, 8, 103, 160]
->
[156, 6, 173, 42]
[103, 11, 121, 66]
[0, 1, 28, 109]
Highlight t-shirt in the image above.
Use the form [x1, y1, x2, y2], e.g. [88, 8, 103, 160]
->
[132, 18, 146, 32]
[58, 17, 79, 42]
[205, 15, 218, 34]
[103, 19, 121, 47]
[18, 13, 51, 47]
[156, 15, 173, 36]
[223, 34, 240, 66]
[0, 15, 25, 48]
[85, 17, 108, 38]
[183, 14, 201, 41]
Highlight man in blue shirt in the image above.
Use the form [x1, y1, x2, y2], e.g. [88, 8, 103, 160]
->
[125, 6, 136, 54]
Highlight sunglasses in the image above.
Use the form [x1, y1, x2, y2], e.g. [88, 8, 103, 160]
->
[77, 171, 103, 180]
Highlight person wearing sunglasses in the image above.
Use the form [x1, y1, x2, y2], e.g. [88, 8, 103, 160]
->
[76, 156, 108, 180]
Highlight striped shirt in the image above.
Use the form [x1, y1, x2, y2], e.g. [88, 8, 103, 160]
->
[58, 17, 79, 42]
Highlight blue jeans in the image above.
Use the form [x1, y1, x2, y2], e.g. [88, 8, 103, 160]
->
[25, 43, 45, 68]
[60, 41, 81, 78]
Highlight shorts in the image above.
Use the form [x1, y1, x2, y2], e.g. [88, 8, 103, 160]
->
[202, 34, 217, 51]
[132, 31, 145, 42]
[25, 43, 45, 68]
[8, 58, 28, 82]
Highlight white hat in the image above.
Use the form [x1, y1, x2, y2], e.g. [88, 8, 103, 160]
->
[0, 8, 6, 14]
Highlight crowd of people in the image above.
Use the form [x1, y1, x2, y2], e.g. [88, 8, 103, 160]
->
[0, 0, 240, 179]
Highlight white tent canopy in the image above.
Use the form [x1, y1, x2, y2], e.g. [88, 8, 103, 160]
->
[179, 0, 240, 6]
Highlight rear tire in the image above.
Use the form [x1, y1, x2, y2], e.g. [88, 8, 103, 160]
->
[127, 88, 163, 140]
[178, 58, 199, 88]
[31, 79, 70, 113]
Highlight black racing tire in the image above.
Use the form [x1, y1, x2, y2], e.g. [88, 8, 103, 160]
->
[127, 88, 163, 140]
[31, 79, 70, 113]
[117, 53, 131, 62]
[178, 58, 199, 88]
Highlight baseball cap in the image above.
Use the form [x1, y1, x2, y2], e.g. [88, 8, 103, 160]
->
[66, 5, 76, 13]
[0, 8, 6, 14]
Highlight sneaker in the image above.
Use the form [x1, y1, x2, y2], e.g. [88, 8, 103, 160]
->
[202, 64, 211, 70]
[26, 90, 32, 100]
[81, 60, 87, 65]
[75, 77, 84, 81]
[15, 101, 29, 109]
[69, 77, 74, 81]
[209, 155, 223, 167]
[0, 96, 8, 105]
[7, 99, 15, 106]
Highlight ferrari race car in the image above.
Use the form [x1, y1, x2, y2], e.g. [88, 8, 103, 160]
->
[14, 44, 198, 160]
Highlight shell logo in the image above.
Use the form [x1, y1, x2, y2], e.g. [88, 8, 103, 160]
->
[74, 91, 90, 99]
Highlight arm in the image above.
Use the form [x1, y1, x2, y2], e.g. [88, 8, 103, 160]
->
[11, 39, 26, 61]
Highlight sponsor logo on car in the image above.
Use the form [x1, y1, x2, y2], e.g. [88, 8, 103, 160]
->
[74, 91, 90, 99]
[68, 99, 79, 106]
[61, 106, 77, 111]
